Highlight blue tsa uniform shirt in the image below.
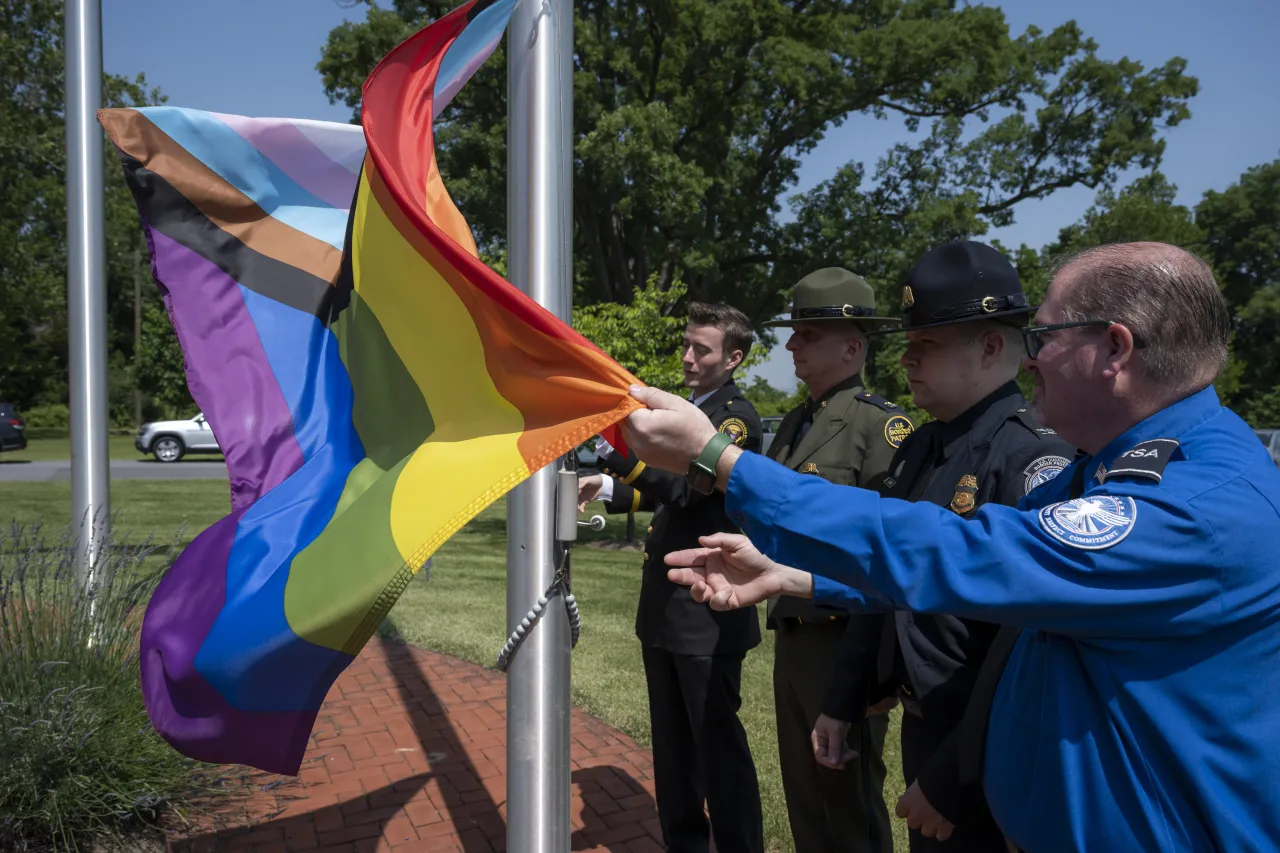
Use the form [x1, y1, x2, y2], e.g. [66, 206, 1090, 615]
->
[722, 386, 1280, 853]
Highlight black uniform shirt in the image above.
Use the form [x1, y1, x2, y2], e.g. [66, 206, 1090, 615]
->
[824, 381, 1075, 724]
[599, 379, 764, 657]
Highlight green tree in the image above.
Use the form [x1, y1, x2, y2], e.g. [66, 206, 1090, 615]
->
[0, 0, 173, 420]
[572, 274, 689, 393]
[1195, 158, 1280, 424]
[318, 0, 1197, 324]
[741, 375, 807, 418]
[1036, 172, 1204, 266]
[1008, 171, 1209, 402]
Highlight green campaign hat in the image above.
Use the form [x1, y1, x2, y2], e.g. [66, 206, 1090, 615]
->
[762, 267, 899, 329]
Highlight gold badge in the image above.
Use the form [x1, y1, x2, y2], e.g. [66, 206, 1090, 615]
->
[902, 285, 915, 309]
[801, 462, 820, 475]
[718, 417, 749, 447]
[884, 415, 914, 448]
[950, 474, 978, 515]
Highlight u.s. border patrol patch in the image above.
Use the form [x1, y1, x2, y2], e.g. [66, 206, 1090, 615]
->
[1023, 455, 1071, 495]
[884, 415, 913, 448]
[719, 417, 749, 447]
[1039, 496, 1138, 551]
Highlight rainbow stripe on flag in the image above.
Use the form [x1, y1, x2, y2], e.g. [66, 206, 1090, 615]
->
[99, 0, 640, 775]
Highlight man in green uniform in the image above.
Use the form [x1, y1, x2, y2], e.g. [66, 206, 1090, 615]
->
[762, 269, 911, 853]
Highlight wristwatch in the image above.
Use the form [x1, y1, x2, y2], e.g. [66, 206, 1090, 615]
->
[687, 432, 734, 494]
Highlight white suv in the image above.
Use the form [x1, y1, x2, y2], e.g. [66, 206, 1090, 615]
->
[1255, 430, 1280, 465]
[135, 413, 221, 463]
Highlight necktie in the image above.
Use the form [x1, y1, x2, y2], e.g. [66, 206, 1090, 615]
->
[791, 400, 816, 452]
[875, 428, 944, 687]
[904, 427, 944, 502]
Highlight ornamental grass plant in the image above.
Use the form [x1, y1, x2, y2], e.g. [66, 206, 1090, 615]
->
[0, 519, 226, 852]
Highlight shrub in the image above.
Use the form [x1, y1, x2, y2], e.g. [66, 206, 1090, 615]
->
[19, 404, 71, 430]
[0, 521, 225, 852]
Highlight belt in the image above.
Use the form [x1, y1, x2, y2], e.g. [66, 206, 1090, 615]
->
[776, 614, 847, 630]
[897, 688, 924, 718]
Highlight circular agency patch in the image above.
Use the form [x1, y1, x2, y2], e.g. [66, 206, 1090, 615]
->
[1024, 455, 1071, 495]
[1038, 495, 1138, 551]
[718, 417, 749, 446]
[884, 415, 914, 448]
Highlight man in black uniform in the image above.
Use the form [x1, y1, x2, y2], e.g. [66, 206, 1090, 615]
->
[811, 241, 1075, 852]
[577, 302, 764, 853]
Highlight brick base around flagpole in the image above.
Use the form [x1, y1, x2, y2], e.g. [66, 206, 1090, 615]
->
[165, 637, 663, 853]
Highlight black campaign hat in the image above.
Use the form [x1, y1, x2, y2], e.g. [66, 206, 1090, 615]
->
[889, 241, 1033, 332]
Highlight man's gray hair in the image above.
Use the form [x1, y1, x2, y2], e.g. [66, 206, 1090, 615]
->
[1046, 243, 1231, 390]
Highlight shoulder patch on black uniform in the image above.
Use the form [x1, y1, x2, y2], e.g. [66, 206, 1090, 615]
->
[1102, 438, 1179, 484]
[1023, 455, 1071, 495]
[718, 416, 750, 447]
[1013, 407, 1057, 436]
[856, 391, 900, 412]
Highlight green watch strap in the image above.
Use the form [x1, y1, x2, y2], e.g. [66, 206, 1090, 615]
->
[693, 431, 734, 475]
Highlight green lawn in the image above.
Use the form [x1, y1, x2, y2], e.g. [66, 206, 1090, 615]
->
[0, 429, 225, 462]
[0, 432, 147, 462]
[0, 480, 908, 853]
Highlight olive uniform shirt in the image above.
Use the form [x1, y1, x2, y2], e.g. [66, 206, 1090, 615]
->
[766, 376, 915, 624]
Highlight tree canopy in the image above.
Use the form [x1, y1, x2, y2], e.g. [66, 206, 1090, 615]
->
[2, 0, 1277, 434]
[0, 0, 169, 425]
[319, 0, 1197, 325]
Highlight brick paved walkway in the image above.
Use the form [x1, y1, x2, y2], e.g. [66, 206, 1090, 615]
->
[168, 635, 660, 853]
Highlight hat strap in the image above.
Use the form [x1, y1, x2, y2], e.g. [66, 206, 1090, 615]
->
[792, 304, 878, 320]
[919, 294, 1029, 323]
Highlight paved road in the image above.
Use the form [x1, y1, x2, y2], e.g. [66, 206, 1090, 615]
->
[0, 459, 229, 483]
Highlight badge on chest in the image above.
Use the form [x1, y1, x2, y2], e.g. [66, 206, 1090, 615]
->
[950, 474, 979, 515]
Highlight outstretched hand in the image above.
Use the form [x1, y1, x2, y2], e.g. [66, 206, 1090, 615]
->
[665, 532, 810, 610]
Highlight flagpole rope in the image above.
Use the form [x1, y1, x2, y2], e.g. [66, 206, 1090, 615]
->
[495, 551, 580, 672]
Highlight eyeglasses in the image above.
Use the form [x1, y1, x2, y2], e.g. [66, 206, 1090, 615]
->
[1021, 321, 1146, 360]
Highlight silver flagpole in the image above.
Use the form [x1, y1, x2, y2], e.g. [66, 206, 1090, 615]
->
[65, 0, 110, 586]
[506, 0, 574, 847]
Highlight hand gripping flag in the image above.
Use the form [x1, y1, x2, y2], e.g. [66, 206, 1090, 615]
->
[99, 0, 640, 775]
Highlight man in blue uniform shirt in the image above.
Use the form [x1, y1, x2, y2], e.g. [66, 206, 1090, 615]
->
[618, 242, 1280, 853]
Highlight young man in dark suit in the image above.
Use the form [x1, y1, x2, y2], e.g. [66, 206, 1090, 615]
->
[578, 302, 764, 853]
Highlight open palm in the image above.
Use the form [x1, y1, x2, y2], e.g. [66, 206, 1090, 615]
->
[664, 533, 788, 610]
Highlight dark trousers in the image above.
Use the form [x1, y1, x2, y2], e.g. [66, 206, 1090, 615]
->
[774, 620, 892, 853]
[641, 645, 764, 853]
[901, 710, 1007, 853]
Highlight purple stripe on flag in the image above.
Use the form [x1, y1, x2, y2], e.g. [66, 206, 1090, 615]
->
[211, 113, 362, 211]
[147, 227, 306, 508]
[139, 509, 327, 776]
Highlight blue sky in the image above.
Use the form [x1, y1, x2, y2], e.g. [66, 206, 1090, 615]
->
[103, 0, 1279, 390]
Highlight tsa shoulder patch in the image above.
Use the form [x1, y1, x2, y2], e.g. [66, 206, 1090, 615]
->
[884, 415, 914, 449]
[1023, 455, 1071, 495]
[1038, 495, 1138, 551]
[718, 416, 749, 447]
